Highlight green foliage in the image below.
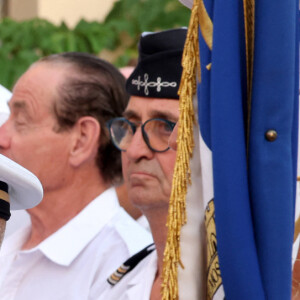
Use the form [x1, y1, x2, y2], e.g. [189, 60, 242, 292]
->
[0, 0, 190, 89]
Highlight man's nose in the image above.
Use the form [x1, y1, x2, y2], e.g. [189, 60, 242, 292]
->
[0, 122, 11, 150]
[125, 127, 154, 161]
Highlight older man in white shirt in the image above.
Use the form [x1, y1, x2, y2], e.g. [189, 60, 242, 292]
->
[0, 53, 152, 300]
[0, 85, 33, 237]
[97, 28, 186, 300]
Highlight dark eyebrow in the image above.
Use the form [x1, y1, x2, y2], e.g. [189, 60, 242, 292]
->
[148, 110, 178, 122]
[8, 100, 33, 120]
[8, 101, 28, 111]
[123, 109, 178, 123]
[123, 110, 140, 121]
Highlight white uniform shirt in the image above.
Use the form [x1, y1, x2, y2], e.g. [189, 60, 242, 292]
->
[0, 188, 153, 300]
[95, 245, 157, 300]
[136, 215, 150, 232]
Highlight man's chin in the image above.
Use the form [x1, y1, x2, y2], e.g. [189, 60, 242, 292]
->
[0, 153, 11, 160]
[0, 154, 18, 166]
[129, 187, 168, 209]
[129, 187, 149, 204]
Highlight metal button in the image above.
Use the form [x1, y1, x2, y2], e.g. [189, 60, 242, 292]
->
[265, 130, 277, 142]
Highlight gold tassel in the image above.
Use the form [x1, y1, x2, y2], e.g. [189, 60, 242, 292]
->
[161, 0, 200, 298]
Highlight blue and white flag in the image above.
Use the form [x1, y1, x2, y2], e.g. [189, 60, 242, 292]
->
[177, 0, 299, 299]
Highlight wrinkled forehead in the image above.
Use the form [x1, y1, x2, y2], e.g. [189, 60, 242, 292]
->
[10, 62, 69, 112]
[124, 96, 179, 122]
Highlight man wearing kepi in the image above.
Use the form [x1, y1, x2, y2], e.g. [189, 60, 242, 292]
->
[0, 52, 152, 299]
[96, 28, 187, 299]
[0, 85, 43, 249]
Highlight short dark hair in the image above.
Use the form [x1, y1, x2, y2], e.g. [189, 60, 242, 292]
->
[39, 52, 129, 184]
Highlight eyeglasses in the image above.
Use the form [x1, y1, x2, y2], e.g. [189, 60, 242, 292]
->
[106, 117, 176, 153]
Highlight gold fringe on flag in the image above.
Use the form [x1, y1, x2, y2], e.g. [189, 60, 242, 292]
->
[161, 0, 201, 299]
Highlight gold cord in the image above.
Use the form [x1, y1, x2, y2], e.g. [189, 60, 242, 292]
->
[161, 0, 200, 298]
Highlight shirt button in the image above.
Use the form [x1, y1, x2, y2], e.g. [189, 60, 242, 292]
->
[265, 130, 278, 142]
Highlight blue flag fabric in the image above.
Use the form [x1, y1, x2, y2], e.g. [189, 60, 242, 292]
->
[197, 1, 299, 299]
[249, 2, 298, 299]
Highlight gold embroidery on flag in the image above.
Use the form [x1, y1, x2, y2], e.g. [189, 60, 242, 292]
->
[198, 0, 213, 51]
[205, 199, 222, 300]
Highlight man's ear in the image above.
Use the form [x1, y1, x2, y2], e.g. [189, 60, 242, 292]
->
[69, 116, 100, 167]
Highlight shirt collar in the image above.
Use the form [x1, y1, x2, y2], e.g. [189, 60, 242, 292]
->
[36, 187, 120, 266]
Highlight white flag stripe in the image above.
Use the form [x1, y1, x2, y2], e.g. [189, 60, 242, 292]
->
[178, 95, 206, 299]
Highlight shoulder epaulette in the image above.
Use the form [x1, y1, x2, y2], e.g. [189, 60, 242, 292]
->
[107, 243, 155, 286]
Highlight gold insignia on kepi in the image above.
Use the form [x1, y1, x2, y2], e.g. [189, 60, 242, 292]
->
[0, 181, 11, 221]
[0, 181, 9, 203]
[0, 190, 9, 203]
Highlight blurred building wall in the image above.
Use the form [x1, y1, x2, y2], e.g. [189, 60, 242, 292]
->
[8, 0, 38, 20]
[7, 0, 117, 27]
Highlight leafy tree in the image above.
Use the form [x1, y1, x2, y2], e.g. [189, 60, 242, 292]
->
[0, 0, 189, 89]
